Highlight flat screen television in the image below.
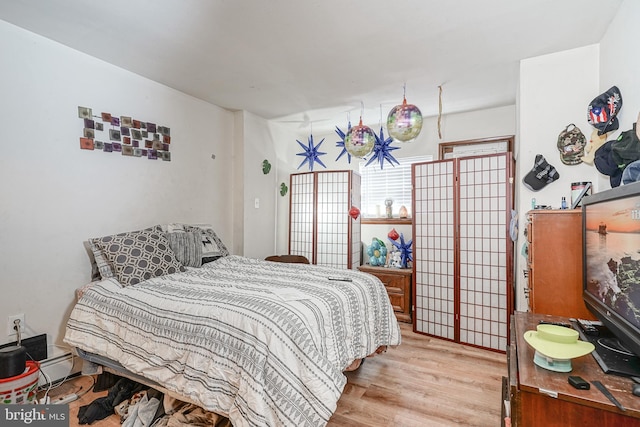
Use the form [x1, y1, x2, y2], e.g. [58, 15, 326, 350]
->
[582, 181, 640, 377]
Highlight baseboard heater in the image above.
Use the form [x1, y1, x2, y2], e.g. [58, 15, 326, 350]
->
[39, 352, 81, 387]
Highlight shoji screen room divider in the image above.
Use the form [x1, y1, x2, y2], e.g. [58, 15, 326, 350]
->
[289, 170, 361, 269]
[412, 153, 513, 352]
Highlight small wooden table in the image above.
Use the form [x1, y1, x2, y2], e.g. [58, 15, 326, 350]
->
[358, 265, 412, 323]
[507, 311, 640, 426]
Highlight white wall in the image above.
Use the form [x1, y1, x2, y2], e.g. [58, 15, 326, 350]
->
[515, 44, 601, 311]
[0, 20, 236, 355]
[600, 0, 640, 136]
[238, 111, 295, 259]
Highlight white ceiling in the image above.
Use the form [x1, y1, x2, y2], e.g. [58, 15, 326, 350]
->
[0, 0, 623, 131]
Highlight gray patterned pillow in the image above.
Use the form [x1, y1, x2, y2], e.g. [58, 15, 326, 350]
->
[183, 224, 230, 263]
[167, 231, 202, 268]
[88, 238, 115, 280]
[93, 227, 185, 286]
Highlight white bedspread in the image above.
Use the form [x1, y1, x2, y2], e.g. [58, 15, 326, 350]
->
[64, 255, 401, 427]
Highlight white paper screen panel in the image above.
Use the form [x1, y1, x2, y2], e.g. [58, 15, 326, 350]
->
[316, 171, 349, 267]
[289, 173, 314, 262]
[458, 155, 508, 351]
[350, 173, 362, 270]
[413, 160, 456, 340]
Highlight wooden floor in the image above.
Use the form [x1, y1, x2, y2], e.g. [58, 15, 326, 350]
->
[50, 323, 507, 427]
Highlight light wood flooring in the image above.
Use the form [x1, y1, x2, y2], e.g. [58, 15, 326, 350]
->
[48, 323, 507, 426]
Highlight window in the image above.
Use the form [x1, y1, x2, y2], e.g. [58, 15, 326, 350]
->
[359, 155, 432, 219]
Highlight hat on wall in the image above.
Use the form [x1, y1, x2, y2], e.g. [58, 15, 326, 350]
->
[594, 140, 623, 187]
[523, 155, 560, 191]
[611, 123, 640, 168]
[557, 124, 587, 165]
[587, 86, 623, 136]
[524, 324, 595, 372]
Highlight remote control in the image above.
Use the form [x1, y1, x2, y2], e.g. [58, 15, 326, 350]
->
[578, 319, 599, 335]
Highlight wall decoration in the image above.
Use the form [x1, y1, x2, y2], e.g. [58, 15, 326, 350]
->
[109, 129, 121, 141]
[262, 159, 272, 174]
[280, 182, 288, 196]
[78, 106, 92, 119]
[80, 137, 94, 150]
[296, 134, 327, 171]
[365, 126, 400, 169]
[78, 106, 172, 162]
[334, 120, 353, 163]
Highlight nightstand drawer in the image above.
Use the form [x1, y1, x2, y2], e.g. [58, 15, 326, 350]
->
[358, 265, 412, 323]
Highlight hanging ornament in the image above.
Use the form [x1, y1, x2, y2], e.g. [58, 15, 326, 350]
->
[365, 126, 400, 169]
[387, 85, 423, 142]
[387, 228, 399, 241]
[345, 116, 375, 159]
[437, 85, 443, 140]
[335, 120, 353, 163]
[296, 134, 327, 171]
[280, 182, 288, 196]
[348, 206, 360, 220]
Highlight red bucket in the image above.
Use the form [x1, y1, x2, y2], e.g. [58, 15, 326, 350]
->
[0, 361, 40, 404]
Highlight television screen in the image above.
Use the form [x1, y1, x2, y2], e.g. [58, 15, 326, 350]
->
[583, 182, 640, 374]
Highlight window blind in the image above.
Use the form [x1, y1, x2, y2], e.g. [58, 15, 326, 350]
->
[359, 155, 432, 218]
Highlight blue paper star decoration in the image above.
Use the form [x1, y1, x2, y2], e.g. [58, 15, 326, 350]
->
[365, 126, 400, 169]
[389, 233, 413, 268]
[335, 121, 352, 163]
[296, 134, 327, 171]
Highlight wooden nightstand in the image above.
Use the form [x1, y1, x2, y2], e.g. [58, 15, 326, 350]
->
[358, 265, 412, 323]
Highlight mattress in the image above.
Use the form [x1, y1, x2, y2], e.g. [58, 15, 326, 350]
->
[64, 255, 401, 427]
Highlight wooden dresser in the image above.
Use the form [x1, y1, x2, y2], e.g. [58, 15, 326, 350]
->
[507, 311, 640, 426]
[358, 265, 412, 323]
[526, 209, 596, 320]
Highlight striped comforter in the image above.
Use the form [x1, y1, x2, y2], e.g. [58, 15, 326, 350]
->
[64, 255, 401, 427]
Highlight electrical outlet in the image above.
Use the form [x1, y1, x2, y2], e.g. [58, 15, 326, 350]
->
[7, 313, 25, 336]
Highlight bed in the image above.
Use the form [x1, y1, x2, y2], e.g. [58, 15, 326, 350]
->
[64, 224, 401, 427]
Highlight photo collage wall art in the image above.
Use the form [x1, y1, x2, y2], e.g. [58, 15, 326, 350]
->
[78, 106, 172, 161]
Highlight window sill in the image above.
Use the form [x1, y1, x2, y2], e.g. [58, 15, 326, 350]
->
[361, 218, 413, 225]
